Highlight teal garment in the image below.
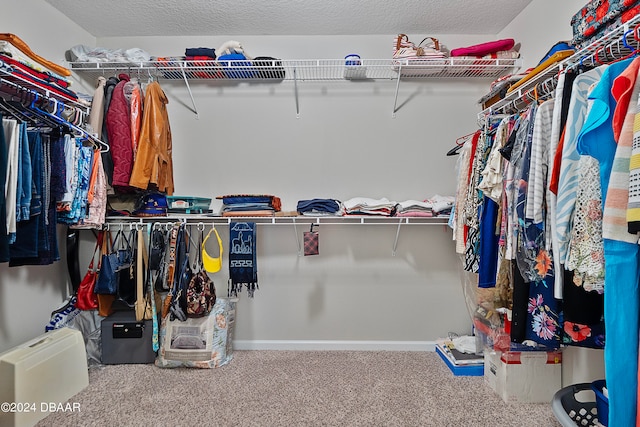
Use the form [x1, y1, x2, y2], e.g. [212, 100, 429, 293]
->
[576, 57, 638, 427]
[603, 239, 639, 427]
[16, 122, 31, 221]
[576, 57, 633, 204]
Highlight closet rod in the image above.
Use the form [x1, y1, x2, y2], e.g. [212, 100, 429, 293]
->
[480, 13, 640, 118]
[102, 216, 450, 227]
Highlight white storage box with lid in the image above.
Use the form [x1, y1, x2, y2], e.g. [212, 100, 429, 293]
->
[0, 327, 89, 427]
[484, 349, 562, 403]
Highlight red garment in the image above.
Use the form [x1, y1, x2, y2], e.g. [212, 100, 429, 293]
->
[611, 57, 640, 142]
[463, 130, 482, 244]
[105, 75, 133, 188]
[129, 82, 142, 159]
[549, 126, 567, 195]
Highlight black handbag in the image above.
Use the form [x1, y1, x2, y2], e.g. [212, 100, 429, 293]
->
[253, 56, 285, 80]
[169, 224, 192, 321]
[115, 229, 137, 308]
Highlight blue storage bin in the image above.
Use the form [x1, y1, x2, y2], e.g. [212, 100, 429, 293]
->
[591, 380, 608, 426]
[217, 53, 255, 79]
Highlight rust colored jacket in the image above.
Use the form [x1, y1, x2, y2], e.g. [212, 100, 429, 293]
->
[129, 82, 174, 195]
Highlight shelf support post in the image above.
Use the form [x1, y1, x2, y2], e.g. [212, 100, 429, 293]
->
[392, 67, 402, 118]
[179, 63, 199, 119]
[292, 218, 302, 256]
[293, 65, 300, 118]
[392, 219, 404, 256]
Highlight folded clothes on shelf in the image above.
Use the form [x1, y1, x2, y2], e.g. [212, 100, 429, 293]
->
[297, 198, 341, 215]
[395, 195, 455, 217]
[342, 197, 397, 216]
[217, 194, 282, 216]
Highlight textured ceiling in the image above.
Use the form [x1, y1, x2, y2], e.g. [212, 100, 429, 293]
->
[45, 0, 533, 37]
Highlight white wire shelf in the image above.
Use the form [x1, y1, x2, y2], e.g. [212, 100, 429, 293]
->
[101, 214, 450, 256]
[69, 57, 521, 82]
[103, 215, 450, 226]
[70, 57, 520, 118]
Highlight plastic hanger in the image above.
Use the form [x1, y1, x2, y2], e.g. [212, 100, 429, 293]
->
[30, 97, 110, 153]
[621, 26, 638, 57]
[447, 131, 475, 156]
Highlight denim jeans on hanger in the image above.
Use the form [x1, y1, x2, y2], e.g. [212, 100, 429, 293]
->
[16, 122, 32, 221]
[0, 115, 9, 262]
[9, 130, 44, 258]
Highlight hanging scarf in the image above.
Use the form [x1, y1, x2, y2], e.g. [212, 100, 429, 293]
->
[228, 221, 258, 297]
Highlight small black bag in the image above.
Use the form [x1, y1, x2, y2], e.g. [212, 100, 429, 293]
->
[253, 56, 285, 80]
[115, 229, 137, 308]
[149, 228, 166, 271]
[169, 224, 192, 321]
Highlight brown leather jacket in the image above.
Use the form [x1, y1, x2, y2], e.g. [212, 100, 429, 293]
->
[129, 81, 174, 195]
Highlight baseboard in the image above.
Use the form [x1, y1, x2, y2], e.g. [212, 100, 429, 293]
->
[233, 340, 437, 351]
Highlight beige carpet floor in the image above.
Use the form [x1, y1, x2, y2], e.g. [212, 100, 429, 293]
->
[37, 350, 562, 427]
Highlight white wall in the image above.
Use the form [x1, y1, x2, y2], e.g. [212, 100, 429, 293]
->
[87, 33, 493, 349]
[498, 0, 585, 69]
[0, 0, 599, 356]
[0, 0, 95, 353]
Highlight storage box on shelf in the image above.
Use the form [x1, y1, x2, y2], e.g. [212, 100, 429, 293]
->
[166, 196, 212, 214]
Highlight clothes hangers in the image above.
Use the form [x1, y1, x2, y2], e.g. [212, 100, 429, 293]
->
[30, 97, 110, 153]
[0, 96, 29, 122]
[446, 131, 476, 156]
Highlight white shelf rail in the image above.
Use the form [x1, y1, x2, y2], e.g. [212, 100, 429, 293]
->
[70, 57, 521, 118]
[69, 57, 521, 82]
[101, 215, 450, 257]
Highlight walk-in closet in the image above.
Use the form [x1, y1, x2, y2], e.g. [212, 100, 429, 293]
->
[0, 1, 637, 426]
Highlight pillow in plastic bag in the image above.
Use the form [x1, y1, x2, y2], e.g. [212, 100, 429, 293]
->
[156, 297, 237, 369]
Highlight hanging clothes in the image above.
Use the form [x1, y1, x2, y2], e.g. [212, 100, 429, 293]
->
[453, 130, 479, 255]
[124, 77, 143, 160]
[3, 118, 19, 244]
[555, 66, 607, 268]
[0, 115, 8, 262]
[105, 74, 133, 189]
[129, 81, 174, 195]
[88, 76, 106, 139]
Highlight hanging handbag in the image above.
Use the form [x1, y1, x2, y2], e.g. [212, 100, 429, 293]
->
[161, 224, 180, 318]
[76, 233, 102, 311]
[151, 227, 170, 292]
[115, 228, 137, 307]
[303, 224, 319, 256]
[186, 229, 216, 317]
[168, 223, 192, 321]
[94, 230, 119, 295]
[135, 226, 162, 321]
